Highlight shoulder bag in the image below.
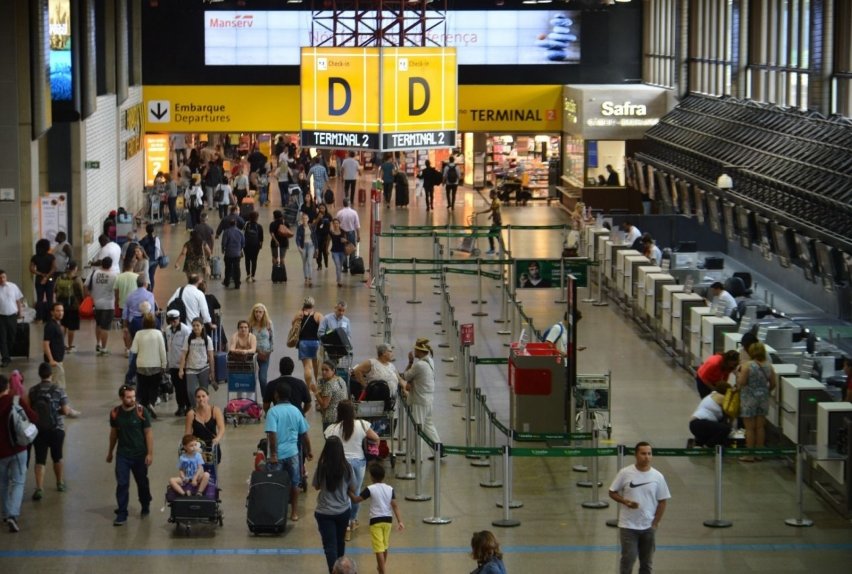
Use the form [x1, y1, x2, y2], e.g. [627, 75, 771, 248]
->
[722, 387, 740, 419]
[361, 420, 379, 461]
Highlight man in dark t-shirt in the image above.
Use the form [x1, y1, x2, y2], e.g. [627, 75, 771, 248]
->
[264, 357, 311, 415]
[42, 303, 66, 387]
[106, 385, 153, 526]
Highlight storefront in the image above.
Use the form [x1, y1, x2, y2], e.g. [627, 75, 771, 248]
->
[561, 84, 669, 211]
[458, 85, 563, 201]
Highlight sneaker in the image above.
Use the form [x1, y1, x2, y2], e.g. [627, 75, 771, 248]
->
[32, 489, 43, 501]
[7, 517, 20, 533]
[485, 250, 496, 255]
[141, 507, 150, 517]
[113, 516, 127, 526]
[345, 526, 351, 541]
[67, 409, 82, 418]
[57, 482, 66, 492]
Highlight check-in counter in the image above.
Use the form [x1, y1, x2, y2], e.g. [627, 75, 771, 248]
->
[700, 316, 738, 362]
[606, 242, 635, 281]
[815, 402, 852, 483]
[660, 285, 686, 337]
[780, 377, 831, 444]
[585, 228, 610, 262]
[615, 251, 642, 296]
[689, 306, 715, 363]
[635, 266, 662, 315]
[624, 256, 651, 299]
[672, 293, 706, 348]
[646, 273, 676, 322]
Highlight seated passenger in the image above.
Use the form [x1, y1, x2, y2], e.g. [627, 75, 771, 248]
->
[689, 392, 731, 448]
[168, 434, 210, 496]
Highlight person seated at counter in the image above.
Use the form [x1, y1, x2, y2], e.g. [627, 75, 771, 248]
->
[689, 391, 731, 448]
[620, 220, 642, 247]
[597, 175, 607, 186]
[641, 234, 662, 266]
[710, 281, 738, 318]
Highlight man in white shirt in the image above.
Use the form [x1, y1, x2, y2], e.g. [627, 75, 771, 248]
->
[340, 151, 361, 205]
[620, 221, 642, 247]
[318, 300, 352, 342]
[0, 270, 25, 367]
[641, 235, 663, 266]
[336, 199, 361, 273]
[710, 281, 738, 318]
[86, 259, 117, 355]
[167, 274, 213, 330]
[609, 442, 671, 574]
[92, 235, 122, 274]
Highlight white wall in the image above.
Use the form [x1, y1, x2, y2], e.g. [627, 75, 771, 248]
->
[83, 86, 144, 260]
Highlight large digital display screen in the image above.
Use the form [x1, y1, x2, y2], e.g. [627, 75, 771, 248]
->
[49, 0, 72, 101]
[204, 10, 581, 66]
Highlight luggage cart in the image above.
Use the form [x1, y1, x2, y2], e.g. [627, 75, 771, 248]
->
[283, 191, 301, 226]
[224, 354, 262, 427]
[354, 400, 396, 469]
[452, 213, 481, 257]
[148, 188, 163, 223]
[574, 372, 612, 439]
[166, 440, 223, 535]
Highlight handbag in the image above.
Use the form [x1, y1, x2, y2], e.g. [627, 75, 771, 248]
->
[158, 255, 170, 269]
[286, 319, 302, 348]
[722, 387, 740, 419]
[256, 351, 270, 362]
[344, 242, 356, 256]
[361, 421, 380, 461]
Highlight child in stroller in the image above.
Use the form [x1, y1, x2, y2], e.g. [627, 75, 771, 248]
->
[169, 434, 211, 496]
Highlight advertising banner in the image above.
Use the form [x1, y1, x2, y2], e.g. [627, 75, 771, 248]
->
[458, 85, 562, 132]
[300, 47, 381, 149]
[515, 258, 589, 289]
[144, 134, 170, 186]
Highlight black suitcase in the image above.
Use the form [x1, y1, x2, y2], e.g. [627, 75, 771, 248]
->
[272, 246, 287, 284]
[350, 256, 365, 275]
[394, 173, 409, 206]
[171, 497, 220, 524]
[11, 322, 29, 358]
[246, 469, 290, 535]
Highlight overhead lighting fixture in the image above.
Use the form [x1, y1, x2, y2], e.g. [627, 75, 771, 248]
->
[717, 174, 733, 190]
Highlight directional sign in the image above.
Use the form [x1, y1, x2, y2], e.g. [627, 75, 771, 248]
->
[460, 323, 475, 346]
[301, 47, 381, 150]
[147, 100, 170, 123]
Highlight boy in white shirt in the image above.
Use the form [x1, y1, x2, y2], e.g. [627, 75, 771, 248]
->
[350, 462, 404, 574]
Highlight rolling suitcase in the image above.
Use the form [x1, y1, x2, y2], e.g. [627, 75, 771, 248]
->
[239, 197, 255, 220]
[394, 172, 409, 207]
[350, 256, 365, 275]
[358, 188, 366, 205]
[246, 469, 290, 535]
[11, 322, 29, 358]
[209, 255, 224, 279]
[212, 329, 228, 383]
[271, 246, 287, 284]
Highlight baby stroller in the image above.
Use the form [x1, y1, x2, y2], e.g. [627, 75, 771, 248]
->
[166, 440, 223, 535]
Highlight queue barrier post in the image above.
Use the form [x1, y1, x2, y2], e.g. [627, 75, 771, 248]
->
[439, 293, 452, 349]
[703, 445, 732, 528]
[574, 401, 591, 476]
[406, 423, 432, 502]
[441, 306, 456, 359]
[423, 443, 452, 525]
[394, 395, 406, 457]
[506, 225, 513, 256]
[396, 404, 416, 480]
[581, 430, 610, 509]
[431, 236, 441, 284]
[480, 413, 503, 488]
[496, 437, 523, 510]
[472, 259, 488, 314]
[471, 391, 490, 467]
[383, 312, 392, 346]
[504, 296, 517, 348]
[555, 257, 567, 304]
[454, 345, 470, 409]
[492, 445, 521, 528]
[606, 443, 625, 527]
[593, 256, 609, 307]
[390, 232, 395, 259]
[406, 258, 422, 304]
[785, 444, 814, 527]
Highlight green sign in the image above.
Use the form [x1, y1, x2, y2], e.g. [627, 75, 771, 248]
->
[475, 357, 508, 365]
[512, 447, 617, 458]
[84, 161, 100, 169]
[513, 432, 592, 442]
[442, 445, 502, 457]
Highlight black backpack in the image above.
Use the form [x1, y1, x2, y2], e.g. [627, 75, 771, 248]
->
[323, 188, 335, 205]
[445, 165, 459, 184]
[363, 380, 394, 412]
[30, 384, 59, 432]
[244, 222, 260, 246]
[167, 287, 188, 323]
[140, 235, 157, 260]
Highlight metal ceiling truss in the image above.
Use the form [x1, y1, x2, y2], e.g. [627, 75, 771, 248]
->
[310, 0, 448, 48]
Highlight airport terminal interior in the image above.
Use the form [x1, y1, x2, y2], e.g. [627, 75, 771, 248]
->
[1, 1, 852, 573]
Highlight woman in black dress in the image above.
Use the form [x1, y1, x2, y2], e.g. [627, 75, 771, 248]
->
[313, 203, 332, 270]
[184, 386, 225, 462]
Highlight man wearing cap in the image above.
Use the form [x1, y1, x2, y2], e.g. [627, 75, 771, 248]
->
[399, 338, 442, 460]
[164, 309, 192, 416]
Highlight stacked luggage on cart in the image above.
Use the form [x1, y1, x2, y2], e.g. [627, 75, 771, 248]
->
[224, 353, 262, 427]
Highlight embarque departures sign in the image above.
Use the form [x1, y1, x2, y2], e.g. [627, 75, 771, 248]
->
[300, 47, 457, 152]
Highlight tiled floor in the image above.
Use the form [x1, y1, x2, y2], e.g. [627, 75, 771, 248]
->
[1, 179, 851, 573]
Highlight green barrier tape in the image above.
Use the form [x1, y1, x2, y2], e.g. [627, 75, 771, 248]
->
[442, 445, 502, 457]
[481, 271, 502, 280]
[445, 267, 478, 276]
[474, 357, 508, 365]
[509, 225, 568, 231]
[382, 269, 436, 275]
[512, 447, 618, 458]
[492, 417, 511, 436]
[513, 432, 593, 442]
[379, 232, 436, 238]
[721, 447, 797, 457]
[642, 448, 715, 458]
[391, 224, 567, 231]
[420, 433, 436, 451]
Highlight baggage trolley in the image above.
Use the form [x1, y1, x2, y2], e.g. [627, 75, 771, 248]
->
[574, 372, 612, 439]
[354, 399, 396, 469]
[148, 188, 163, 223]
[224, 354, 262, 427]
[453, 213, 481, 257]
[283, 192, 301, 227]
[166, 440, 224, 535]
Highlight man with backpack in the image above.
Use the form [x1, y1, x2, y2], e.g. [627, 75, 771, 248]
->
[442, 156, 461, 210]
[138, 224, 162, 291]
[0, 373, 38, 532]
[106, 384, 153, 526]
[29, 362, 72, 502]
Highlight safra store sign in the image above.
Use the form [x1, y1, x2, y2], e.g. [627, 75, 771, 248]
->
[562, 85, 669, 139]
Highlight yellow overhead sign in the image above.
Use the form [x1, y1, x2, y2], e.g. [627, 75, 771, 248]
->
[381, 47, 457, 150]
[300, 47, 381, 149]
[458, 85, 562, 132]
[142, 85, 300, 133]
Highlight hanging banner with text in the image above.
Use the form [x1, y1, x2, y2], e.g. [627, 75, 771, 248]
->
[144, 134, 170, 186]
[301, 47, 457, 151]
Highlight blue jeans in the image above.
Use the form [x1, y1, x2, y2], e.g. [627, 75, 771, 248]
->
[315, 509, 350, 573]
[114, 453, 152, 520]
[300, 244, 316, 282]
[619, 527, 656, 574]
[0, 450, 27, 519]
[147, 260, 158, 291]
[348, 457, 366, 522]
[257, 357, 270, 397]
[332, 251, 345, 283]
